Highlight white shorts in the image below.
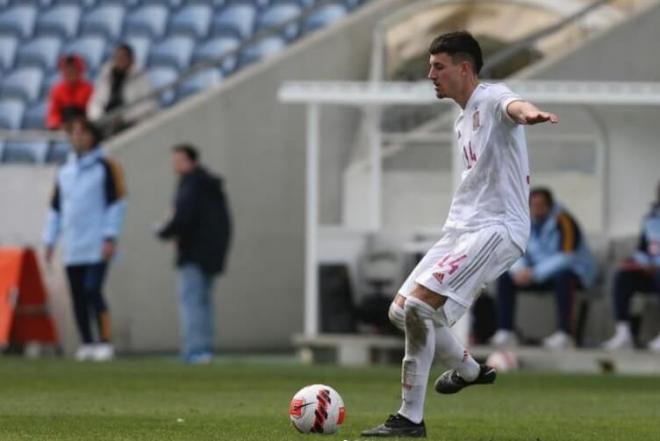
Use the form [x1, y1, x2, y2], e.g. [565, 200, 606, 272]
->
[398, 224, 522, 327]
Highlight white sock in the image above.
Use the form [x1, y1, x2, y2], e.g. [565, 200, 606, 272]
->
[615, 321, 631, 336]
[398, 297, 436, 424]
[388, 302, 405, 332]
[435, 326, 480, 381]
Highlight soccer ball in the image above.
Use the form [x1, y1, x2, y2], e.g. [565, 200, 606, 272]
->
[289, 384, 345, 434]
[486, 350, 519, 373]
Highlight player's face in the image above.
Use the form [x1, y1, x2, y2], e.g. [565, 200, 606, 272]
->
[530, 194, 551, 223]
[427, 53, 465, 100]
[172, 151, 195, 177]
[114, 48, 132, 72]
[69, 122, 94, 155]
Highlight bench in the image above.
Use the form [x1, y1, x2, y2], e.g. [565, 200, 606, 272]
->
[292, 333, 404, 366]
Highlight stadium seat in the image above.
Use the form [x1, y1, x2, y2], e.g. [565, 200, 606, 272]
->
[211, 4, 256, 40]
[169, 4, 212, 39]
[1, 140, 49, 164]
[46, 140, 71, 164]
[0, 99, 25, 130]
[0, 67, 44, 103]
[0, 35, 18, 72]
[63, 36, 107, 74]
[124, 36, 151, 68]
[16, 36, 63, 71]
[124, 5, 169, 39]
[0, 5, 38, 39]
[178, 68, 222, 99]
[148, 36, 194, 71]
[35, 5, 81, 39]
[147, 66, 178, 106]
[240, 36, 286, 67]
[21, 99, 47, 129]
[304, 3, 347, 33]
[80, 5, 125, 41]
[256, 4, 302, 41]
[192, 36, 240, 74]
[142, 0, 183, 7]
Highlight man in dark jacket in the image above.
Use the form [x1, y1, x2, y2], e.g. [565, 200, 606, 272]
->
[157, 144, 231, 363]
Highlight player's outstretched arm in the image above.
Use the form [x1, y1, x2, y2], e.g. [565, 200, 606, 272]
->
[506, 100, 559, 125]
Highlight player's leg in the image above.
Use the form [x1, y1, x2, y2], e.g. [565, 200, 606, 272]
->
[491, 271, 519, 346]
[542, 269, 579, 349]
[83, 262, 114, 361]
[65, 265, 95, 360]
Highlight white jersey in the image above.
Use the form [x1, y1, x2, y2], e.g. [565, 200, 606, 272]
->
[443, 82, 531, 252]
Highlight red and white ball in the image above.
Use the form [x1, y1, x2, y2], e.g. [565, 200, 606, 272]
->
[486, 350, 519, 372]
[289, 384, 345, 434]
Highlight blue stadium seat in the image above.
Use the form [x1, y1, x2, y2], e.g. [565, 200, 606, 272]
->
[1, 140, 49, 164]
[212, 4, 256, 40]
[41, 70, 60, 99]
[0, 5, 38, 39]
[256, 4, 301, 40]
[124, 5, 169, 39]
[0, 99, 25, 130]
[147, 66, 178, 106]
[240, 36, 286, 67]
[192, 36, 240, 74]
[304, 3, 347, 33]
[142, 0, 183, 7]
[149, 36, 194, 71]
[1, 67, 44, 103]
[124, 36, 151, 68]
[0, 36, 18, 72]
[35, 5, 81, 39]
[47, 140, 71, 164]
[80, 5, 125, 41]
[16, 36, 63, 71]
[21, 99, 47, 129]
[170, 4, 212, 39]
[178, 68, 222, 99]
[64, 36, 106, 73]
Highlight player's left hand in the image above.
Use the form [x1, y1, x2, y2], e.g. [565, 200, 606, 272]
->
[102, 240, 116, 261]
[524, 111, 559, 125]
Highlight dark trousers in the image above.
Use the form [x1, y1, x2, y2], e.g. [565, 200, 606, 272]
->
[496, 269, 582, 334]
[613, 268, 660, 321]
[65, 263, 110, 344]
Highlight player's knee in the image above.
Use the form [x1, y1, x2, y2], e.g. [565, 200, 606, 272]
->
[388, 302, 405, 332]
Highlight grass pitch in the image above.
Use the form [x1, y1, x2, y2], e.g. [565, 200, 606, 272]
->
[0, 356, 659, 441]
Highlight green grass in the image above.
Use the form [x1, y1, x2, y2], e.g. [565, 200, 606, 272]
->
[0, 357, 659, 440]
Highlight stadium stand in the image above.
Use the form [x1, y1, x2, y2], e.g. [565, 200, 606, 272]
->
[0, 0, 365, 163]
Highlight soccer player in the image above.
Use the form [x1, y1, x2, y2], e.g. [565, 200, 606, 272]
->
[362, 31, 558, 438]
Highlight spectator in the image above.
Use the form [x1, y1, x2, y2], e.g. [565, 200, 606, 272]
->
[603, 182, 660, 351]
[43, 118, 126, 361]
[490, 187, 598, 349]
[46, 55, 94, 130]
[87, 43, 156, 136]
[156, 145, 232, 364]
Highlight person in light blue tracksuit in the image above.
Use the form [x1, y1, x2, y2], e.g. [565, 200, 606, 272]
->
[491, 187, 598, 349]
[43, 118, 126, 361]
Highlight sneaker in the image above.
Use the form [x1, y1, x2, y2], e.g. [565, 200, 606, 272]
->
[92, 343, 115, 362]
[74, 344, 96, 361]
[434, 364, 496, 395]
[361, 414, 426, 438]
[602, 329, 633, 351]
[489, 330, 518, 347]
[186, 353, 213, 365]
[542, 331, 574, 350]
[647, 334, 660, 352]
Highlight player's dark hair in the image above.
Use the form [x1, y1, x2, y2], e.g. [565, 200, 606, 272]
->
[429, 31, 483, 74]
[173, 144, 199, 163]
[116, 43, 134, 62]
[72, 118, 103, 147]
[530, 187, 554, 207]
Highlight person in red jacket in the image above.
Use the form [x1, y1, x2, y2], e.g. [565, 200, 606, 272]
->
[46, 54, 94, 130]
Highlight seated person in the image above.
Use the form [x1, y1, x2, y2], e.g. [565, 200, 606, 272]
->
[490, 187, 598, 349]
[87, 43, 156, 135]
[47, 54, 94, 130]
[603, 181, 660, 351]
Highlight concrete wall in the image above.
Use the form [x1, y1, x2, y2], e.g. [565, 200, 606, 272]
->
[100, 0, 409, 352]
